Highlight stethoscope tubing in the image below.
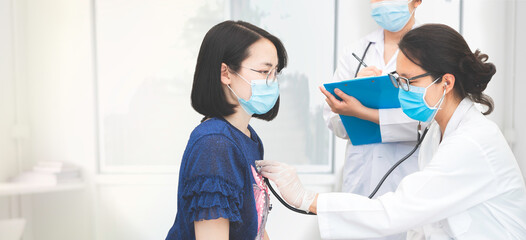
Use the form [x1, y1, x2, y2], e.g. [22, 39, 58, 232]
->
[265, 124, 430, 215]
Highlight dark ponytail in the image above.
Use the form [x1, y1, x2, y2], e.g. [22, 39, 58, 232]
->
[399, 24, 496, 115]
[458, 50, 496, 114]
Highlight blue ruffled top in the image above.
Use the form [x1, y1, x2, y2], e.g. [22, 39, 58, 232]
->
[166, 117, 268, 240]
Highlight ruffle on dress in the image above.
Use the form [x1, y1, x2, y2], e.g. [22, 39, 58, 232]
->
[183, 175, 244, 223]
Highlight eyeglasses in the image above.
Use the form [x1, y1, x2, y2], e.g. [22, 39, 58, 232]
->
[235, 66, 279, 86]
[388, 71, 433, 91]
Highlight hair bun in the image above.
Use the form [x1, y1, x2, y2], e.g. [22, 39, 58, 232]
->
[459, 49, 496, 93]
[455, 49, 496, 115]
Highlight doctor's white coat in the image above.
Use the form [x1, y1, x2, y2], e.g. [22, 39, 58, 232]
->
[325, 28, 420, 198]
[317, 98, 526, 239]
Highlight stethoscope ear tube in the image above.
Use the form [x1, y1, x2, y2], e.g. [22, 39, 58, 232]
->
[264, 178, 317, 215]
[368, 126, 429, 199]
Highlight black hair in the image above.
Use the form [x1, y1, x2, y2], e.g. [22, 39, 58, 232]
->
[398, 24, 496, 115]
[191, 20, 288, 122]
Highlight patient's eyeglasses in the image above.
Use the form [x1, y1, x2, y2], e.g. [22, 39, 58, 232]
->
[236, 66, 279, 86]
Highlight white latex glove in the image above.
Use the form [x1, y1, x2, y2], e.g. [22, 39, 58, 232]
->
[255, 160, 317, 212]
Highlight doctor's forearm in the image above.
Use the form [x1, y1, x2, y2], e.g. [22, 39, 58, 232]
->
[358, 107, 379, 124]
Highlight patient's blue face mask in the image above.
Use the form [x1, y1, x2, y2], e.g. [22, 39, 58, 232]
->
[227, 72, 280, 115]
[371, 0, 414, 32]
[398, 77, 446, 122]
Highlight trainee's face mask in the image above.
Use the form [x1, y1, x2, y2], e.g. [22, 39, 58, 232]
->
[371, 0, 414, 32]
[227, 72, 280, 115]
[398, 77, 446, 122]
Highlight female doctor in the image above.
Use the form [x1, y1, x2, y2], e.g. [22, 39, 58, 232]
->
[257, 24, 526, 239]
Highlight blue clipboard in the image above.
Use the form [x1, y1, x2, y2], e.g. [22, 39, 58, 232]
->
[323, 75, 400, 145]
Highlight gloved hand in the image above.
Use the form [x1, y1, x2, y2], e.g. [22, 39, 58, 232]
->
[255, 160, 317, 212]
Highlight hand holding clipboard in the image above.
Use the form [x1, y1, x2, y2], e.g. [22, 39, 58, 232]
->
[320, 87, 379, 125]
[319, 65, 383, 124]
[320, 75, 400, 145]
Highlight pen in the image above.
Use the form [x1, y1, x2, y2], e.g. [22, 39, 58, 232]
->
[352, 53, 368, 68]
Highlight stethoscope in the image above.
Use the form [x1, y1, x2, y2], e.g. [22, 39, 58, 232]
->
[263, 41, 441, 215]
[263, 122, 430, 215]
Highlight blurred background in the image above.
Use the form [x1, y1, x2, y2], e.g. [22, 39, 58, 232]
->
[0, 0, 524, 239]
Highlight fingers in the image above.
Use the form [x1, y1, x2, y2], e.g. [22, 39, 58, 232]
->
[320, 87, 350, 103]
[259, 171, 280, 180]
[319, 86, 341, 106]
[256, 160, 289, 176]
[319, 86, 341, 113]
[372, 67, 382, 76]
[255, 160, 281, 167]
[259, 165, 286, 174]
[356, 66, 382, 78]
[255, 160, 297, 181]
[325, 98, 333, 107]
[319, 86, 337, 101]
[367, 66, 382, 76]
[259, 166, 291, 186]
[334, 88, 351, 101]
[335, 89, 360, 105]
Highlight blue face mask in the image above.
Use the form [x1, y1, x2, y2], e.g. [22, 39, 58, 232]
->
[371, 0, 414, 32]
[228, 73, 280, 115]
[398, 77, 446, 122]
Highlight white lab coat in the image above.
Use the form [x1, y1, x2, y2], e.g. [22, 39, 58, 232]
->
[317, 98, 526, 239]
[326, 28, 420, 240]
[326, 29, 419, 201]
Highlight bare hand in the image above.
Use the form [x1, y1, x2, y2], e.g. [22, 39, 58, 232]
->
[356, 66, 382, 78]
[319, 86, 379, 124]
[319, 86, 366, 117]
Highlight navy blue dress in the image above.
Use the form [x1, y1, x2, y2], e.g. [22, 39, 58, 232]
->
[166, 118, 270, 240]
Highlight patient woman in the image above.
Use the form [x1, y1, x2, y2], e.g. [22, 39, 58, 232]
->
[165, 20, 287, 240]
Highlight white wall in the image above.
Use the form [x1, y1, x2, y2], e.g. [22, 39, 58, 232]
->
[462, 0, 526, 178]
[1, 1, 525, 240]
[0, 0, 16, 182]
[10, 0, 95, 239]
[463, 0, 509, 129]
[511, 0, 526, 177]
[0, 0, 17, 220]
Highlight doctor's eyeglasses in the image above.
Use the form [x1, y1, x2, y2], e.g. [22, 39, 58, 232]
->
[236, 66, 279, 86]
[388, 71, 432, 91]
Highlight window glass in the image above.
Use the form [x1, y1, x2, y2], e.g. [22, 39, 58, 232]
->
[95, 0, 227, 172]
[232, 0, 334, 170]
[95, 0, 333, 172]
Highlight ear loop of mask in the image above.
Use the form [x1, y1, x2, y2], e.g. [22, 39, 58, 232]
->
[226, 69, 254, 100]
[233, 71, 254, 86]
[226, 70, 257, 117]
[423, 79, 447, 128]
[226, 80, 253, 115]
[409, 2, 417, 20]
[423, 77, 446, 110]
[226, 84, 241, 99]
[405, 0, 417, 21]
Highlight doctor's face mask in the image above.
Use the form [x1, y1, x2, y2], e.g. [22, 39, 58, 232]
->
[397, 76, 446, 122]
[371, 0, 415, 32]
